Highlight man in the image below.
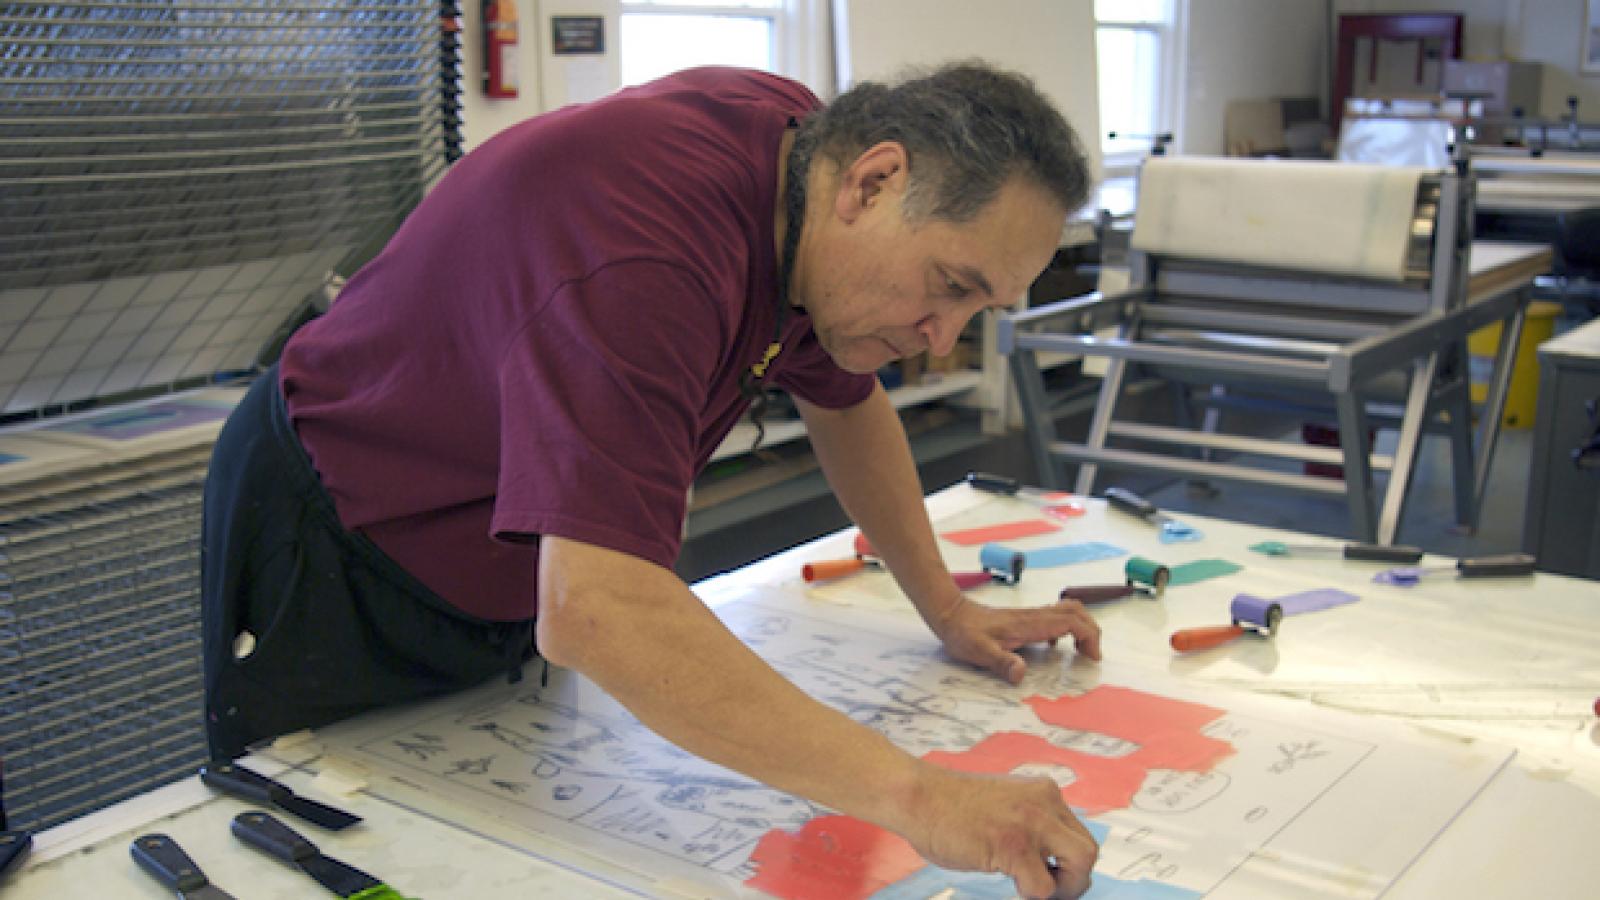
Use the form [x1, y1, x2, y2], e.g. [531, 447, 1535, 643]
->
[202, 61, 1101, 898]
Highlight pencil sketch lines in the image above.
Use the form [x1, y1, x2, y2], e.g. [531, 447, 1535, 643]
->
[1269, 740, 1329, 774]
[391, 732, 448, 761]
[332, 600, 1492, 900]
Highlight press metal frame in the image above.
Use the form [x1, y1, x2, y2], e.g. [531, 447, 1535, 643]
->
[999, 150, 1539, 543]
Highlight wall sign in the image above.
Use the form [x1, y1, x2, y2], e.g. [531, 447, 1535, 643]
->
[552, 15, 604, 55]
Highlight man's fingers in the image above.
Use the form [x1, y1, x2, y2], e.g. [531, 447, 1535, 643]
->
[975, 645, 1026, 684]
[1050, 600, 1103, 660]
[994, 603, 1103, 660]
[1046, 827, 1098, 898]
[944, 601, 1104, 682]
[1007, 853, 1063, 900]
[1051, 860, 1094, 899]
[1002, 653, 1026, 684]
[1007, 836, 1096, 900]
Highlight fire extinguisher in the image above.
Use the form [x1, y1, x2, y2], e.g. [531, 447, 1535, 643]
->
[483, 0, 519, 98]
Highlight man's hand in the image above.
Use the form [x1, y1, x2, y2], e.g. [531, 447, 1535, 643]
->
[931, 597, 1102, 685]
[541, 537, 1099, 897]
[902, 764, 1098, 899]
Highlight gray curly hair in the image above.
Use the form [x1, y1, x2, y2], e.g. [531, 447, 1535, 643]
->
[792, 60, 1092, 223]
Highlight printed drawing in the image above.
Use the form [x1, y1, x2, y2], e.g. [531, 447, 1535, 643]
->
[328, 599, 1509, 899]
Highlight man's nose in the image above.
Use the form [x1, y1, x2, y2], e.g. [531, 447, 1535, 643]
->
[918, 312, 973, 357]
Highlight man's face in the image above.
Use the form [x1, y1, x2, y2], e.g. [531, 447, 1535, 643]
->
[797, 152, 1065, 376]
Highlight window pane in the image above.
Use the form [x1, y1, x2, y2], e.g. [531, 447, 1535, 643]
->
[620, 14, 774, 86]
[1095, 0, 1168, 25]
[632, 0, 781, 7]
[1097, 25, 1160, 155]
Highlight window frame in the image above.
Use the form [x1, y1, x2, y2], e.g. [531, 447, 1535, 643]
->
[1095, 0, 1185, 175]
[618, 1, 790, 86]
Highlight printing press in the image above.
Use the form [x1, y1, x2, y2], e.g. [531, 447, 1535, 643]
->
[1000, 149, 1551, 544]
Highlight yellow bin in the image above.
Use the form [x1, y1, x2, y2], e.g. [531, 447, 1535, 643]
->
[1467, 301, 1561, 428]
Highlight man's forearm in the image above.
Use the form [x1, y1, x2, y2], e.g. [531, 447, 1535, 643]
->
[796, 385, 966, 633]
[536, 535, 932, 837]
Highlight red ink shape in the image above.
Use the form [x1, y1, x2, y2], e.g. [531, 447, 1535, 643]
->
[1025, 685, 1231, 764]
[940, 518, 1061, 546]
[1044, 501, 1087, 520]
[744, 685, 1236, 897]
[922, 731, 1151, 815]
[924, 687, 1234, 815]
[743, 814, 924, 900]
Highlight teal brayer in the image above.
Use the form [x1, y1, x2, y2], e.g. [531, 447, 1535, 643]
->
[1059, 555, 1170, 604]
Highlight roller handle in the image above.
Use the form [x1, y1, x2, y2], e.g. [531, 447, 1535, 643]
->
[1344, 543, 1423, 563]
[230, 811, 317, 864]
[131, 834, 210, 893]
[802, 558, 865, 583]
[1458, 553, 1536, 577]
[201, 761, 285, 805]
[965, 471, 1021, 496]
[1059, 584, 1133, 603]
[852, 532, 875, 557]
[1104, 487, 1158, 520]
[1170, 625, 1243, 653]
[0, 830, 31, 878]
[952, 571, 993, 590]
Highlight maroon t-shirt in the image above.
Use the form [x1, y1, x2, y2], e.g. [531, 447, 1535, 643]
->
[280, 67, 874, 621]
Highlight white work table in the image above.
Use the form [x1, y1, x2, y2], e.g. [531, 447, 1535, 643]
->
[7, 485, 1599, 899]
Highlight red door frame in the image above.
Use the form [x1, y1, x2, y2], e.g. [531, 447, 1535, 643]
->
[1333, 13, 1463, 131]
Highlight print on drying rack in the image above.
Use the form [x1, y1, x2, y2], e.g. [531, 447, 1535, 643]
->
[343, 601, 1504, 899]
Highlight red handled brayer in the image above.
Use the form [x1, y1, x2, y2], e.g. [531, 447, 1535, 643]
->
[1059, 556, 1171, 603]
[803, 534, 1024, 588]
[1170, 595, 1283, 653]
[801, 533, 881, 582]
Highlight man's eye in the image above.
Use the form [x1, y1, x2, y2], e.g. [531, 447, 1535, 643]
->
[946, 278, 971, 299]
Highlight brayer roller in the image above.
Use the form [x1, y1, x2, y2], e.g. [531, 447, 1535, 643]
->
[973, 544, 1027, 587]
[803, 534, 1025, 589]
[801, 533, 881, 582]
[1059, 556, 1171, 603]
[1170, 595, 1282, 653]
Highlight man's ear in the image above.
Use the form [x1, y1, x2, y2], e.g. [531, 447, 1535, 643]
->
[833, 141, 909, 223]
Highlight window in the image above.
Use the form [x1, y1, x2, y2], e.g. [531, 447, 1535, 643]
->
[620, 0, 785, 87]
[1096, 0, 1178, 167]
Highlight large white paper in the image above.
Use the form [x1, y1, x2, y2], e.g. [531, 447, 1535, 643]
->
[312, 598, 1511, 899]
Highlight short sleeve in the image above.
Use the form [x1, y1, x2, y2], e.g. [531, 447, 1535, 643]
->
[490, 260, 724, 568]
[772, 330, 876, 410]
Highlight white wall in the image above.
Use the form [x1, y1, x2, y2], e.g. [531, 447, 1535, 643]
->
[833, 0, 1102, 180]
[1333, 0, 1600, 120]
[534, 0, 625, 115]
[461, 0, 823, 151]
[460, 0, 552, 152]
[1178, 0, 1326, 156]
[456, 1, 1600, 160]
[1504, 0, 1600, 118]
[459, 0, 629, 153]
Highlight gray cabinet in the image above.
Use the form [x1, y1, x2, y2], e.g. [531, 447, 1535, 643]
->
[1524, 318, 1600, 578]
